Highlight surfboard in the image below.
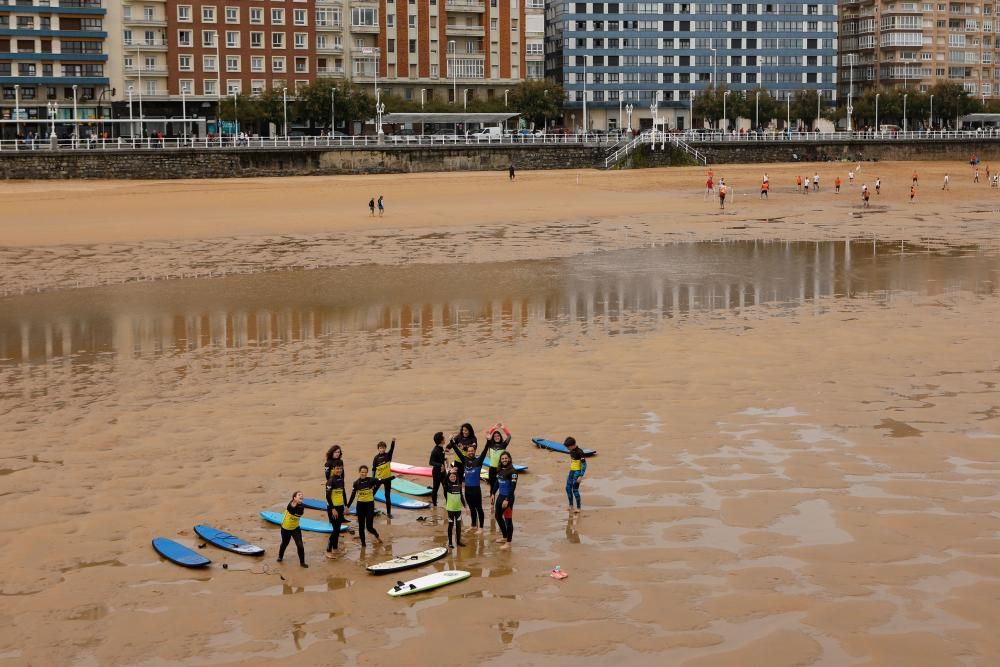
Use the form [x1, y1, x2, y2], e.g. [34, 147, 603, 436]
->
[193, 525, 265, 556]
[300, 498, 379, 517]
[375, 488, 431, 509]
[392, 477, 433, 496]
[387, 570, 471, 597]
[532, 437, 597, 456]
[259, 511, 349, 533]
[151, 537, 211, 568]
[390, 462, 433, 477]
[367, 547, 448, 575]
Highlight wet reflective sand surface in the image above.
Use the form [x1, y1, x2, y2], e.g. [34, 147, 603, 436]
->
[3, 166, 1000, 667]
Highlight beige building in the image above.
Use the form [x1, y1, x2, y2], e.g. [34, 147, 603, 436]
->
[839, 0, 999, 99]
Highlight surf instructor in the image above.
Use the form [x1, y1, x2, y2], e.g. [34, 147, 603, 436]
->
[277, 491, 308, 568]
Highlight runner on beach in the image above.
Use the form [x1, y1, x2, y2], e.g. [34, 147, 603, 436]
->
[760, 178, 769, 199]
[704, 175, 715, 199]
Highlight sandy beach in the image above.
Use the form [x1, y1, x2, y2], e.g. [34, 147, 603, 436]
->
[2, 161, 1000, 666]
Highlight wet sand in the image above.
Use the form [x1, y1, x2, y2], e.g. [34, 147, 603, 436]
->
[2, 162, 1000, 666]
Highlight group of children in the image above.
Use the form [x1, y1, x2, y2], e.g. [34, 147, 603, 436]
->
[274, 424, 588, 567]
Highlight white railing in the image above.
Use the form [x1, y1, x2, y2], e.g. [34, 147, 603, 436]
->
[604, 131, 708, 168]
[679, 128, 1000, 142]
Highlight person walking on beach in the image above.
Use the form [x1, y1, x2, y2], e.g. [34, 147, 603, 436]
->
[912, 171, 919, 187]
[277, 491, 308, 567]
[325, 462, 347, 557]
[848, 169, 855, 186]
[494, 452, 518, 549]
[835, 176, 841, 194]
[452, 442, 489, 530]
[485, 424, 511, 500]
[796, 174, 803, 192]
[368, 197, 375, 216]
[874, 177, 881, 195]
[429, 431, 447, 508]
[347, 465, 382, 548]
[377, 195, 384, 216]
[943, 173, 950, 190]
[704, 174, 714, 199]
[862, 184, 871, 208]
[508, 164, 516, 180]
[565, 437, 587, 513]
[718, 181, 728, 209]
[371, 439, 396, 519]
[813, 172, 820, 191]
[760, 178, 769, 199]
[803, 177, 810, 194]
[974, 167, 980, 183]
[443, 467, 467, 549]
[910, 185, 916, 204]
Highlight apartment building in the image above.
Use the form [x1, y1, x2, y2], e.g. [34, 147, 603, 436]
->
[0, 0, 112, 138]
[839, 0, 999, 100]
[546, 1, 839, 131]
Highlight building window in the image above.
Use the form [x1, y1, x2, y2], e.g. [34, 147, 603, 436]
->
[271, 8, 285, 25]
[178, 55, 193, 71]
[144, 56, 156, 71]
[251, 56, 265, 72]
[251, 79, 265, 95]
[226, 55, 240, 71]
[409, 14, 416, 27]
[250, 7, 264, 24]
[202, 6, 216, 23]
[251, 31, 264, 48]
[177, 5, 192, 22]
[225, 7, 239, 23]
[202, 30, 217, 47]
[178, 29, 192, 47]
[179, 79, 194, 94]
[294, 32, 307, 48]
[143, 6, 154, 21]
[203, 55, 217, 72]
[123, 29, 133, 45]
[351, 7, 378, 26]
[294, 8, 307, 25]
[204, 79, 217, 96]
[227, 79, 242, 95]
[409, 38, 416, 53]
[226, 31, 239, 47]
[272, 32, 285, 48]
[272, 56, 286, 72]
[295, 56, 308, 73]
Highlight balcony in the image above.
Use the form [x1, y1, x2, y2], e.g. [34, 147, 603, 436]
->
[123, 40, 168, 51]
[124, 66, 168, 76]
[446, 0, 485, 12]
[316, 66, 345, 78]
[445, 23, 484, 37]
[350, 23, 379, 33]
[315, 21, 342, 31]
[122, 17, 167, 27]
[316, 43, 344, 53]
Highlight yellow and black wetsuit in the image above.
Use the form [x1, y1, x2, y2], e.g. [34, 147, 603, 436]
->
[277, 502, 307, 566]
[347, 477, 380, 547]
[325, 473, 347, 551]
[371, 440, 396, 518]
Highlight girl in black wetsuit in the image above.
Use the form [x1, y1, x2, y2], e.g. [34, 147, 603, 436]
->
[371, 439, 395, 519]
[347, 465, 381, 548]
[324, 444, 344, 481]
[325, 462, 347, 557]
[494, 452, 518, 549]
[452, 442, 489, 529]
[429, 431, 447, 507]
[485, 424, 511, 500]
[277, 491, 308, 567]
[443, 468, 467, 549]
[448, 423, 477, 484]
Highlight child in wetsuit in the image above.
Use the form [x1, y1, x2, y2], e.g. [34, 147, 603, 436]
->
[371, 439, 395, 518]
[443, 468, 467, 548]
[452, 442, 489, 529]
[277, 491, 308, 567]
[324, 444, 344, 481]
[347, 465, 381, 548]
[448, 423, 477, 484]
[485, 424, 511, 499]
[325, 462, 347, 557]
[494, 452, 518, 548]
[565, 437, 588, 513]
[428, 431, 447, 507]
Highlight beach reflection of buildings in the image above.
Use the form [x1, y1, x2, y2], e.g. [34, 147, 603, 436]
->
[1, 240, 997, 366]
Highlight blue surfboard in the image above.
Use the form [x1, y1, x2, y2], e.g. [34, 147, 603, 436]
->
[532, 437, 597, 456]
[193, 525, 265, 556]
[375, 488, 431, 509]
[152, 537, 211, 568]
[301, 498, 380, 517]
[259, 511, 349, 533]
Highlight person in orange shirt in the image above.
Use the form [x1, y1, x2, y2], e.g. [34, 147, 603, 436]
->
[910, 185, 916, 203]
[912, 171, 918, 186]
[835, 176, 842, 194]
[760, 179, 769, 199]
[796, 174, 802, 192]
[719, 181, 728, 209]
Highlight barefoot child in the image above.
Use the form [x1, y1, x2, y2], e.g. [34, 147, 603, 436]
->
[325, 463, 347, 557]
[371, 439, 396, 519]
[565, 437, 588, 513]
[348, 465, 381, 548]
[443, 468, 467, 549]
[277, 491, 308, 567]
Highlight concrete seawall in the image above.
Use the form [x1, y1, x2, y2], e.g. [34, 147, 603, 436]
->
[0, 145, 607, 180]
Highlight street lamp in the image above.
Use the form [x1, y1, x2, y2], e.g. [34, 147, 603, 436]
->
[463, 88, 469, 110]
[786, 95, 790, 135]
[618, 89, 623, 131]
[330, 86, 335, 133]
[233, 92, 239, 140]
[875, 92, 880, 132]
[376, 90, 385, 136]
[723, 90, 730, 131]
[625, 103, 633, 133]
[929, 94, 934, 130]
[689, 91, 694, 129]
[650, 96, 659, 134]
[46, 101, 57, 136]
[448, 40, 456, 105]
[282, 87, 288, 139]
[13, 83, 20, 140]
[846, 53, 856, 132]
[709, 46, 717, 88]
[903, 93, 908, 133]
[127, 85, 135, 139]
[71, 84, 78, 146]
[504, 88, 509, 108]
[420, 88, 427, 109]
[755, 91, 760, 130]
[181, 83, 188, 141]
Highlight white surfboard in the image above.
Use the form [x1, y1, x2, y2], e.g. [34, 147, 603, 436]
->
[367, 547, 448, 575]
[387, 570, 471, 597]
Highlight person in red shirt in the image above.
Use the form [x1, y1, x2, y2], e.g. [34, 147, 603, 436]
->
[835, 176, 842, 194]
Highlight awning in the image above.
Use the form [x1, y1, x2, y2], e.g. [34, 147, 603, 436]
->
[382, 112, 519, 124]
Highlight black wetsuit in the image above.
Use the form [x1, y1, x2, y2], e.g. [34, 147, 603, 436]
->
[324, 454, 344, 481]
[429, 443, 446, 507]
[486, 435, 511, 497]
[494, 465, 518, 543]
[371, 440, 395, 518]
[325, 473, 347, 551]
[448, 434, 476, 486]
[278, 501, 307, 566]
[454, 446, 489, 527]
[347, 477, 380, 547]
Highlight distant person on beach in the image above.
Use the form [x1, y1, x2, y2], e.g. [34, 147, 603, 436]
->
[324, 444, 344, 481]
[452, 442, 488, 530]
[509, 164, 516, 180]
[369, 197, 375, 216]
[718, 181, 727, 209]
[942, 173, 950, 190]
[974, 167, 980, 183]
[862, 184, 870, 208]
[912, 171, 919, 186]
[835, 176, 841, 194]
[347, 465, 381, 548]
[485, 424, 511, 499]
[494, 452, 518, 548]
[277, 491, 308, 567]
[813, 173, 820, 191]
[704, 175, 714, 199]
[848, 169, 855, 185]
[910, 185, 916, 203]
[325, 462, 347, 557]
[797, 175, 803, 192]
[565, 437, 587, 513]
[803, 177, 809, 194]
[377, 195, 384, 216]
[443, 467, 467, 549]
[760, 178, 769, 199]
[429, 431, 447, 507]
[371, 439, 396, 519]
[875, 177, 881, 195]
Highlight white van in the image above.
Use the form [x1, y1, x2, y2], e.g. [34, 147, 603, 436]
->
[471, 126, 503, 140]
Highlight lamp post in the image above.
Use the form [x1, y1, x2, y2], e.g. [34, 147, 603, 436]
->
[903, 93, 908, 132]
[504, 88, 509, 108]
[181, 83, 188, 141]
[786, 95, 790, 135]
[650, 96, 658, 134]
[755, 91, 760, 130]
[625, 103, 633, 133]
[14, 83, 20, 140]
[448, 40, 456, 105]
[71, 84, 78, 146]
[846, 53, 855, 132]
[233, 92, 239, 140]
[376, 90, 385, 137]
[689, 91, 694, 129]
[709, 46, 717, 88]
[723, 90, 730, 131]
[618, 90, 623, 131]
[875, 92, 880, 133]
[582, 56, 587, 133]
[420, 88, 426, 109]
[929, 94, 934, 130]
[330, 86, 335, 134]
[282, 87, 288, 139]
[136, 47, 145, 139]
[96, 87, 114, 138]
[127, 85, 135, 139]
[816, 90, 821, 131]
[463, 88, 469, 110]
[46, 101, 56, 136]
